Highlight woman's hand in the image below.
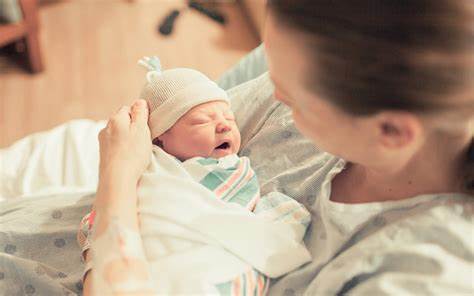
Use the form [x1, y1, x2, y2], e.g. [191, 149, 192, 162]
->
[98, 99, 151, 181]
[96, 99, 152, 206]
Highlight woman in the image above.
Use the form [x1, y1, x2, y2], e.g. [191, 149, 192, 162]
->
[84, 0, 473, 294]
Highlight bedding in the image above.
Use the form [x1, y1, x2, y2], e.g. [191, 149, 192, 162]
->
[0, 192, 95, 295]
[217, 44, 268, 91]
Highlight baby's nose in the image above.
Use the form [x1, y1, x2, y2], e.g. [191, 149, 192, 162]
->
[216, 121, 231, 133]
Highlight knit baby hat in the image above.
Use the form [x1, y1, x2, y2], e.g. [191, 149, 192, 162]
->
[138, 56, 230, 139]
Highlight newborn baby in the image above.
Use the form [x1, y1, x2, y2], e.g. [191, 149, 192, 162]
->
[139, 56, 260, 210]
[77, 57, 311, 295]
[140, 56, 241, 161]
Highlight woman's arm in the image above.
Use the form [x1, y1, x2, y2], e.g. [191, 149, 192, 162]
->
[87, 172, 155, 295]
[82, 100, 156, 295]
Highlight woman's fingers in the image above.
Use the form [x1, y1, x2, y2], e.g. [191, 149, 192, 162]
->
[108, 105, 131, 130]
[130, 99, 149, 126]
[116, 105, 132, 121]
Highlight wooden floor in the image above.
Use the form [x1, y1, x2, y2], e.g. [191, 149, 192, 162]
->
[0, 0, 259, 148]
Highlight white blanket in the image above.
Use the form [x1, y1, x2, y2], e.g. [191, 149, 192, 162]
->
[0, 119, 105, 200]
[137, 147, 311, 294]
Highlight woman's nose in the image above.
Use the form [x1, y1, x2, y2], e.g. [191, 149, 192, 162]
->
[216, 121, 231, 134]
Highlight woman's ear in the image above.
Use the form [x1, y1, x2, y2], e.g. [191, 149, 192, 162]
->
[375, 111, 423, 149]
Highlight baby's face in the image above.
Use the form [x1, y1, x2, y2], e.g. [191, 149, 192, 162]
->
[156, 101, 241, 160]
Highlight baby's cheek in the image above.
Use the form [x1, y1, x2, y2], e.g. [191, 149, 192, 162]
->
[233, 130, 242, 150]
[189, 132, 213, 151]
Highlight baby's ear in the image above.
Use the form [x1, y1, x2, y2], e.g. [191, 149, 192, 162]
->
[152, 137, 163, 147]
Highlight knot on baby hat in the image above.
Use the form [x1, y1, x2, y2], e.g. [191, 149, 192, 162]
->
[138, 56, 229, 139]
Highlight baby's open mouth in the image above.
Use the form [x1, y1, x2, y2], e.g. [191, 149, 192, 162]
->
[215, 142, 230, 150]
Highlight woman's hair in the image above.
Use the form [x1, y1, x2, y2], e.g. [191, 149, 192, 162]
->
[268, 0, 474, 194]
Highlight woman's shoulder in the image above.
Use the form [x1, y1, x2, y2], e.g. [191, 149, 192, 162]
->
[351, 193, 473, 245]
[302, 194, 473, 295]
[418, 193, 473, 217]
[388, 193, 473, 230]
[393, 193, 473, 244]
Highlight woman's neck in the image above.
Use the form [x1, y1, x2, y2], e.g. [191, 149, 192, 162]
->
[331, 129, 472, 204]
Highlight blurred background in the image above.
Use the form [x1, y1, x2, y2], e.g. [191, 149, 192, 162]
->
[0, 0, 266, 147]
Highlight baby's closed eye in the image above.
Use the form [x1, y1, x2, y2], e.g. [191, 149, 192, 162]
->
[189, 117, 211, 125]
[225, 115, 235, 121]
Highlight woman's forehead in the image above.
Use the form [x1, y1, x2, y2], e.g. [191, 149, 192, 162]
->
[265, 15, 314, 94]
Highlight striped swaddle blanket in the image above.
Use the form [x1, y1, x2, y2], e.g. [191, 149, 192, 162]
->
[183, 154, 311, 295]
[184, 155, 260, 211]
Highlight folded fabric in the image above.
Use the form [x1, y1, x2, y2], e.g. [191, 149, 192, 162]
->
[135, 146, 312, 294]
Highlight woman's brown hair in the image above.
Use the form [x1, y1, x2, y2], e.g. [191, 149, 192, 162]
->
[268, 0, 474, 194]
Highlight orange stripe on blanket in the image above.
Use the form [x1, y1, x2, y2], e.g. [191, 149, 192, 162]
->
[214, 159, 246, 197]
[257, 274, 266, 296]
[222, 160, 254, 198]
[247, 269, 255, 296]
[232, 276, 241, 296]
[224, 163, 259, 211]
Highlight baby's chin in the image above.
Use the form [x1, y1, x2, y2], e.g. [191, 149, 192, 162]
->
[210, 147, 235, 159]
[175, 147, 236, 161]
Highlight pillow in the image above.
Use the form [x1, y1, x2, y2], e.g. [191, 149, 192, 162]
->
[217, 44, 268, 90]
[229, 72, 334, 205]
